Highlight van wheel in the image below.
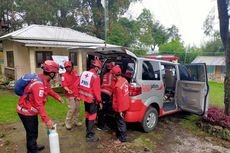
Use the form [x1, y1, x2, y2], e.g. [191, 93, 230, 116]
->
[141, 107, 158, 132]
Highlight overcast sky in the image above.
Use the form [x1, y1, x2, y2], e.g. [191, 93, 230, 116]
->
[126, 0, 218, 47]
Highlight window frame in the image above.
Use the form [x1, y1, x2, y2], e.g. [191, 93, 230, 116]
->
[69, 52, 77, 66]
[35, 51, 52, 68]
[6, 51, 14, 68]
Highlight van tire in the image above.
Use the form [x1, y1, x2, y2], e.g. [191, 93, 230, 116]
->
[141, 107, 158, 132]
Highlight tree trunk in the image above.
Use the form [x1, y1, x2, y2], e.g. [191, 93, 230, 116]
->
[217, 0, 230, 115]
[224, 35, 230, 115]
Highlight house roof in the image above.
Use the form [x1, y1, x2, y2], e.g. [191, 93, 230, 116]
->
[0, 24, 104, 43]
[192, 56, 225, 66]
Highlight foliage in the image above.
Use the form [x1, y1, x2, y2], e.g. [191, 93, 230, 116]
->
[203, 9, 216, 37]
[159, 38, 186, 63]
[203, 107, 230, 129]
[200, 32, 224, 55]
[107, 18, 138, 47]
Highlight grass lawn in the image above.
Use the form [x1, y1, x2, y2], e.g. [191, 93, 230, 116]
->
[208, 81, 224, 107]
[0, 81, 225, 124]
[0, 89, 85, 124]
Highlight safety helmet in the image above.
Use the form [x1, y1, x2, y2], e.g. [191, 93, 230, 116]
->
[41, 60, 59, 73]
[64, 61, 72, 68]
[111, 65, 121, 75]
[92, 59, 102, 69]
[106, 62, 114, 70]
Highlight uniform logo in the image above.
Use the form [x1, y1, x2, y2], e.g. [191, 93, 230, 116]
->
[39, 90, 44, 97]
[80, 71, 93, 88]
[61, 76, 64, 81]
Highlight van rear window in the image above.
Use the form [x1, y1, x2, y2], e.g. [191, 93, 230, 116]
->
[142, 61, 160, 80]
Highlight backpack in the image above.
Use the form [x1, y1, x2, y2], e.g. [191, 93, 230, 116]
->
[15, 74, 43, 96]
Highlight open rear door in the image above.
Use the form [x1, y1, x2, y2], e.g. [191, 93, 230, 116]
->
[91, 47, 137, 59]
[176, 63, 209, 115]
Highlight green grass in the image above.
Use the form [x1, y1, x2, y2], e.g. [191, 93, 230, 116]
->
[0, 89, 85, 124]
[208, 81, 224, 107]
[0, 80, 225, 124]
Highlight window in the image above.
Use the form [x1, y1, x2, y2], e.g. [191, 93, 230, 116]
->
[142, 61, 160, 80]
[179, 64, 206, 82]
[207, 66, 215, 74]
[69, 52, 77, 66]
[6, 51, 14, 68]
[36, 51, 52, 67]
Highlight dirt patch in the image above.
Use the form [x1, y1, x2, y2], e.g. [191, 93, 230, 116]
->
[0, 114, 230, 153]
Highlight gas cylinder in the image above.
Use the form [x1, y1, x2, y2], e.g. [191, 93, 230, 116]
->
[48, 124, 60, 153]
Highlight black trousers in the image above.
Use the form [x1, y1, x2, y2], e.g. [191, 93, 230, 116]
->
[18, 113, 39, 153]
[84, 102, 97, 138]
[97, 93, 112, 128]
[115, 113, 127, 142]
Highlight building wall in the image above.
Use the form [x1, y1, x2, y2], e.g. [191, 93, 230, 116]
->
[3, 41, 92, 80]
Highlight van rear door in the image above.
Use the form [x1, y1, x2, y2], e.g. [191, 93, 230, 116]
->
[176, 63, 209, 115]
[89, 47, 137, 59]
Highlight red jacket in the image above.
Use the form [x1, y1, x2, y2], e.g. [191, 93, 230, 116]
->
[16, 74, 61, 123]
[101, 72, 115, 96]
[78, 68, 101, 103]
[61, 70, 79, 98]
[112, 77, 130, 112]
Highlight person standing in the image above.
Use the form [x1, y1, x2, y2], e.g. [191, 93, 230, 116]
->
[111, 65, 130, 143]
[16, 60, 64, 153]
[78, 59, 103, 142]
[97, 62, 115, 130]
[62, 61, 81, 130]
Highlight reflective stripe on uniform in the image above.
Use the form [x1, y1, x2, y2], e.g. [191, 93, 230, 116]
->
[17, 105, 38, 114]
[79, 90, 94, 98]
[101, 89, 112, 96]
[29, 81, 43, 89]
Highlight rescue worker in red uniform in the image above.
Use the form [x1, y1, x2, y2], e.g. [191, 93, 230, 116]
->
[16, 60, 64, 153]
[78, 59, 103, 142]
[97, 62, 115, 130]
[111, 65, 130, 143]
[62, 61, 81, 130]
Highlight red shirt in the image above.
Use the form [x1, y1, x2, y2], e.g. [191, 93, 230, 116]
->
[78, 68, 101, 103]
[112, 77, 130, 112]
[61, 70, 79, 98]
[101, 72, 115, 96]
[16, 74, 61, 123]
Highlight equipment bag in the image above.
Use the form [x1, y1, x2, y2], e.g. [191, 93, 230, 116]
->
[15, 74, 43, 96]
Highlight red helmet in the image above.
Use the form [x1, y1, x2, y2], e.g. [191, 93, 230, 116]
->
[111, 65, 121, 75]
[64, 61, 72, 67]
[92, 59, 102, 69]
[42, 60, 59, 73]
[106, 63, 114, 70]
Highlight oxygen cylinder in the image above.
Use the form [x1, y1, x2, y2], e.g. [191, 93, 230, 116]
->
[48, 124, 60, 153]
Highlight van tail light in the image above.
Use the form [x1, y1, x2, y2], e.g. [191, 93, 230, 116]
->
[129, 83, 142, 96]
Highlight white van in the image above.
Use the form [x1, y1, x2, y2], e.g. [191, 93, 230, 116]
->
[88, 47, 209, 132]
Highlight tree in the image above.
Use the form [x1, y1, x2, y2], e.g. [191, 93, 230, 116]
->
[203, 9, 216, 37]
[201, 31, 224, 55]
[159, 37, 186, 63]
[217, 0, 230, 115]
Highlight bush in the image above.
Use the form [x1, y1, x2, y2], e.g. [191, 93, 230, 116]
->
[203, 107, 230, 129]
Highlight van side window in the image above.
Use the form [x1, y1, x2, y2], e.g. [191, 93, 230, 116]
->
[142, 61, 160, 80]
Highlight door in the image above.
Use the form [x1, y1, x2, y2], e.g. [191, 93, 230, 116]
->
[176, 63, 209, 115]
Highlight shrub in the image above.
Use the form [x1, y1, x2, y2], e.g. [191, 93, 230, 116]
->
[203, 107, 230, 129]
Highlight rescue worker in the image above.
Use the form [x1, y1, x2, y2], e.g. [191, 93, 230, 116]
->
[62, 61, 81, 130]
[97, 62, 115, 130]
[111, 65, 130, 143]
[16, 60, 64, 153]
[78, 59, 103, 142]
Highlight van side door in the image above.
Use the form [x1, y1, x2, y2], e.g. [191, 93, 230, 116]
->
[176, 63, 209, 115]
